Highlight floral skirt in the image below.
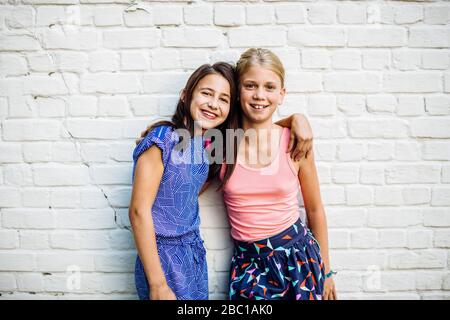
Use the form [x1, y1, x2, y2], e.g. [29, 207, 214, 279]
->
[229, 218, 325, 300]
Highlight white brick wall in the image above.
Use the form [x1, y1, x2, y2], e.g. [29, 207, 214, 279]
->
[0, 0, 449, 301]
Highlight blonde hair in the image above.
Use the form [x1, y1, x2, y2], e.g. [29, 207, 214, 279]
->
[236, 48, 285, 88]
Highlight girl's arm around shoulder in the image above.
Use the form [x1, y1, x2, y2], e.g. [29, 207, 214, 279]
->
[275, 113, 313, 161]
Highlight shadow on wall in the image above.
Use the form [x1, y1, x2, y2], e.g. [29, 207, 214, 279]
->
[199, 180, 233, 300]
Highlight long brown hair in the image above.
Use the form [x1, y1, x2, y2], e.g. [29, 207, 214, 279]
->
[147, 62, 239, 183]
[218, 48, 285, 190]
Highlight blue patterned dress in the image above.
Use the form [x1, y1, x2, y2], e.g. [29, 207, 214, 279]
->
[132, 125, 209, 300]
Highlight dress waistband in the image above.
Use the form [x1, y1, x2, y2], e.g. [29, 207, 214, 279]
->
[156, 229, 205, 264]
[156, 229, 203, 245]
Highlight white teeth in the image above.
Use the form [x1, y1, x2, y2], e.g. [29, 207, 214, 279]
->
[252, 104, 268, 109]
[202, 110, 216, 118]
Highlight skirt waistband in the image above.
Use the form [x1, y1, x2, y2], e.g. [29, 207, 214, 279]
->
[233, 218, 318, 257]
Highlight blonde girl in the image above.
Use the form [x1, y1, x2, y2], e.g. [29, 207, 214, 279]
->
[220, 48, 337, 300]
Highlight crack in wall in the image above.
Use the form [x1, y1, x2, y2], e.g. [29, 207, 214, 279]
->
[64, 125, 128, 231]
[10, 7, 129, 231]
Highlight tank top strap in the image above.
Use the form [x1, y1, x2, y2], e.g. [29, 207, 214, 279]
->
[279, 127, 290, 151]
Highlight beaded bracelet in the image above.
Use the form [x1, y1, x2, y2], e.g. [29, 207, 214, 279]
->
[325, 270, 337, 279]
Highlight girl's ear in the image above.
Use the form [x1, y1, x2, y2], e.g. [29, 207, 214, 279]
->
[278, 87, 286, 105]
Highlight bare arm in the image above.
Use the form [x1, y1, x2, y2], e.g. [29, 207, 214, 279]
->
[129, 145, 176, 300]
[296, 148, 337, 300]
[275, 113, 314, 161]
[274, 113, 296, 128]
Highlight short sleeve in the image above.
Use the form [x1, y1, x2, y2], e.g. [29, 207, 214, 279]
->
[132, 125, 175, 166]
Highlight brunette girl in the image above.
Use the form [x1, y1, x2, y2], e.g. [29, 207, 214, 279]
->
[129, 62, 237, 300]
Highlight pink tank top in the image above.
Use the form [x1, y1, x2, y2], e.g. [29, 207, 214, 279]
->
[220, 127, 301, 242]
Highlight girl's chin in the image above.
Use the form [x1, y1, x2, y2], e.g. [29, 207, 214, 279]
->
[195, 119, 220, 130]
[243, 112, 271, 123]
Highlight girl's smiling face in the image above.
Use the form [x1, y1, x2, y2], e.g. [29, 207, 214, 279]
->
[239, 66, 286, 125]
[188, 73, 232, 131]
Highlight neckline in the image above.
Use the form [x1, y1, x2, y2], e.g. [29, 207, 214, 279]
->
[237, 127, 286, 171]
